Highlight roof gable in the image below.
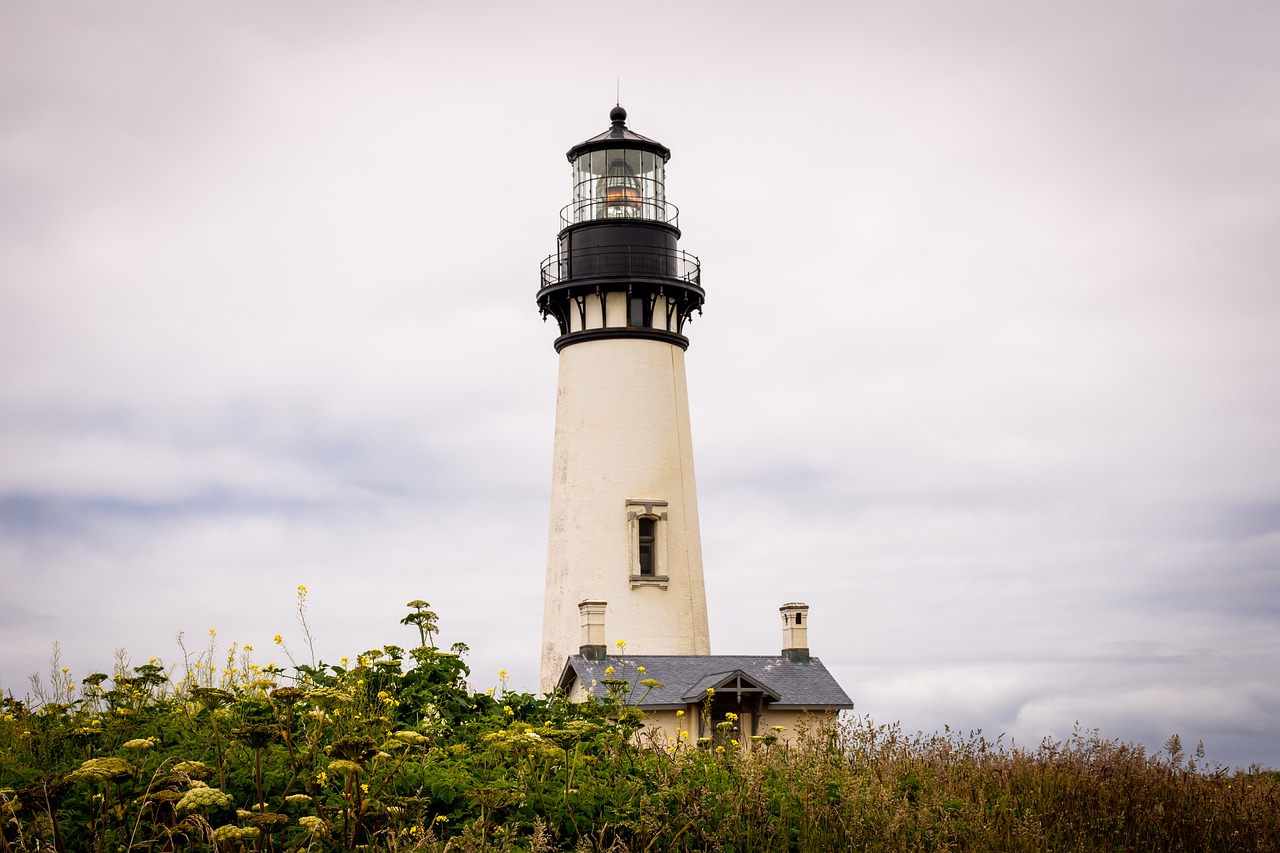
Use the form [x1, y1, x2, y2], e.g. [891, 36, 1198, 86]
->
[680, 670, 782, 703]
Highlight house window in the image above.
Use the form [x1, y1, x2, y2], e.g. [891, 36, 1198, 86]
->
[627, 499, 668, 587]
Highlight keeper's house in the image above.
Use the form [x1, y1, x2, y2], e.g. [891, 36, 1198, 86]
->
[556, 601, 852, 748]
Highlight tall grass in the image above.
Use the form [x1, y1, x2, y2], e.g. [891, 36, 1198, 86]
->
[1, 599, 1276, 852]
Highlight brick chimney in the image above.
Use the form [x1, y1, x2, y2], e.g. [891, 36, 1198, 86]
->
[780, 602, 810, 663]
[578, 600, 608, 661]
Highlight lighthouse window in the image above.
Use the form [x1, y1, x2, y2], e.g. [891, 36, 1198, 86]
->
[628, 293, 652, 328]
[638, 517, 656, 576]
[627, 499, 668, 587]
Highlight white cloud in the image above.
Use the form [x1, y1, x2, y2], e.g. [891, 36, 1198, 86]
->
[2, 0, 1278, 769]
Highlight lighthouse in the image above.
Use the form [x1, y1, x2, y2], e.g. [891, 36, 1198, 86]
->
[537, 106, 710, 692]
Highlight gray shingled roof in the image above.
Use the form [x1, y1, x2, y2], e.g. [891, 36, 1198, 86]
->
[558, 655, 853, 711]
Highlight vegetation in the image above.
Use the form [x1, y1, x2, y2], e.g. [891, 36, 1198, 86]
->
[2, 591, 1277, 852]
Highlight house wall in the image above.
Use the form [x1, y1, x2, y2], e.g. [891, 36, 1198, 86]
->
[635, 706, 840, 752]
[752, 709, 839, 747]
[634, 708, 695, 749]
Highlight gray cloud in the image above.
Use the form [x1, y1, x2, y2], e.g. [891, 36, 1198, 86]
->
[2, 1, 1278, 769]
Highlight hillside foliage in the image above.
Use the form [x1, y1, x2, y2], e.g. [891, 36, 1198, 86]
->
[2, 594, 1277, 852]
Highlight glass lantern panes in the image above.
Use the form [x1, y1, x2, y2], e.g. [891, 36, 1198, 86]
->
[571, 148, 666, 224]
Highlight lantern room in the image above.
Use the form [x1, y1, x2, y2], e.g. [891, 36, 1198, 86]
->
[570, 147, 665, 223]
[566, 106, 670, 225]
[538, 106, 704, 352]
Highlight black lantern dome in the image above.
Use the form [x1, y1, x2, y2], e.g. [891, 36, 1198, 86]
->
[538, 107, 703, 351]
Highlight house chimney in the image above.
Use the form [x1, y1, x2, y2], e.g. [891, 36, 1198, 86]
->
[780, 602, 810, 663]
[578, 600, 607, 661]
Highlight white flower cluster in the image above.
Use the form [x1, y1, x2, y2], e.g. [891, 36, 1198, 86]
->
[176, 787, 234, 814]
[306, 687, 352, 711]
[391, 730, 428, 746]
[173, 760, 214, 780]
[298, 816, 329, 838]
[212, 825, 259, 844]
[64, 758, 134, 784]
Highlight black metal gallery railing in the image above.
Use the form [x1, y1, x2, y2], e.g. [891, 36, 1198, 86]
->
[540, 245, 701, 289]
[559, 199, 681, 229]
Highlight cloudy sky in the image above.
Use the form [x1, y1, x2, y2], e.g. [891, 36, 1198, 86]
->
[3, 2, 1278, 768]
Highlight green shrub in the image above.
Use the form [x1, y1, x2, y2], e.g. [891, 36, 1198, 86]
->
[2, 596, 1276, 852]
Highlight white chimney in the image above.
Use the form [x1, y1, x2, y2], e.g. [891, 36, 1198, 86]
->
[578, 600, 608, 661]
[780, 602, 810, 663]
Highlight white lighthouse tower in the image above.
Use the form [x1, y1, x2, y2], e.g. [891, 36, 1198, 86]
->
[537, 106, 710, 692]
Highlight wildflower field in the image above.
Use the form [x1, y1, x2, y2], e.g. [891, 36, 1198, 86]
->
[2, 593, 1277, 852]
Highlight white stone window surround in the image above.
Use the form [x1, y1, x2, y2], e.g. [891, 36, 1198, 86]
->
[626, 499, 668, 588]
